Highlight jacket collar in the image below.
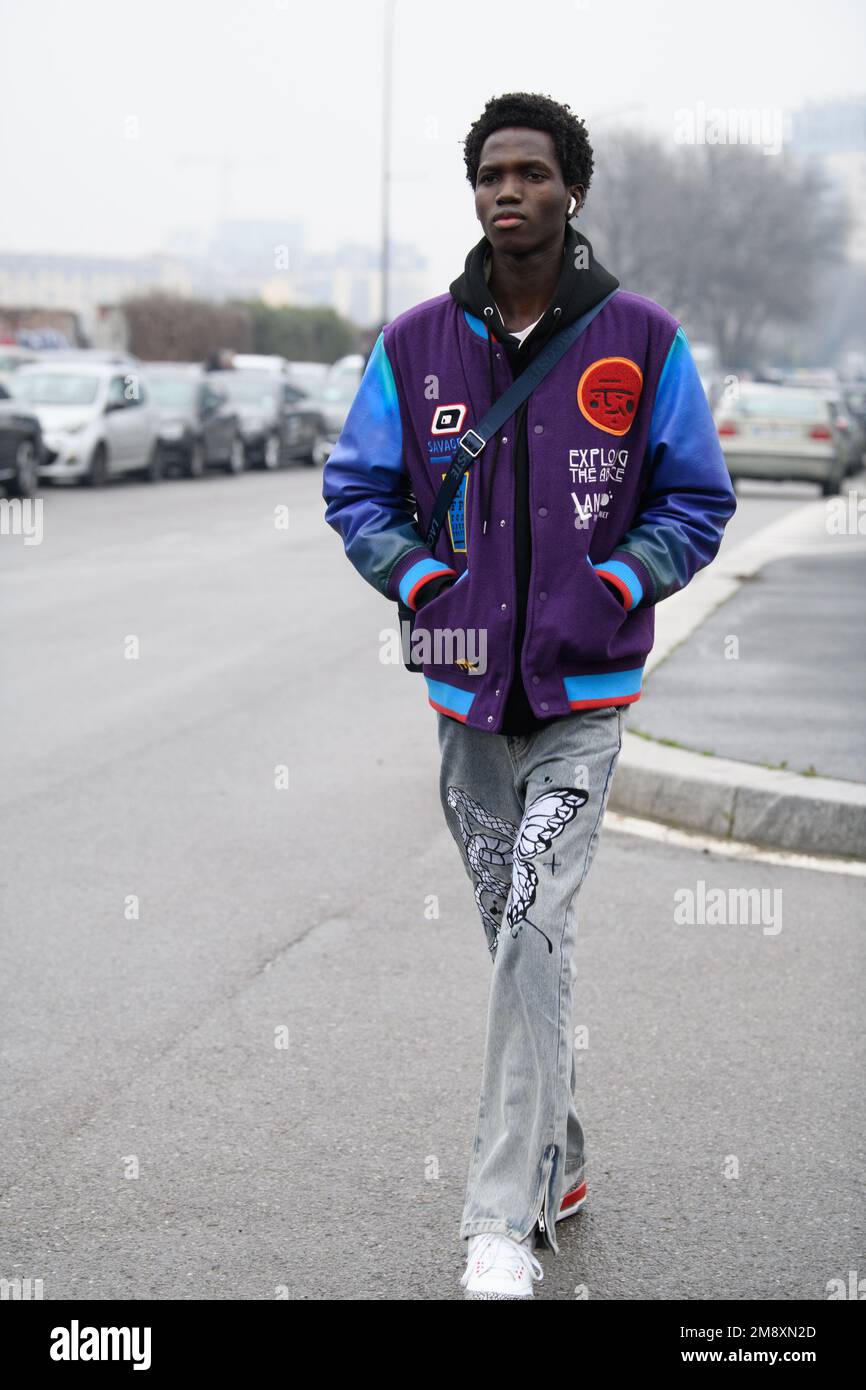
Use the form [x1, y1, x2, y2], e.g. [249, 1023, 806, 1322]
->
[449, 220, 619, 363]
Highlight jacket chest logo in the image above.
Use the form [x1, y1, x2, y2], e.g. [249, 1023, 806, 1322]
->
[577, 357, 643, 436]
[431, 403, 467, 434]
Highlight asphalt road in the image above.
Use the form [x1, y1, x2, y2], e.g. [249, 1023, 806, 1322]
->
[1, 470, 863, 1300]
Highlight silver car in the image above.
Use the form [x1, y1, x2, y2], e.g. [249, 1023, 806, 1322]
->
[713, 382, 849, 495]
[11, 361, 162, 485]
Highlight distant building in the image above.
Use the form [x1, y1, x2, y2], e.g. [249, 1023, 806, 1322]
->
[0, 220, 429, 343]
[175, 219, 428, 323]
[0, 251, 193, 344]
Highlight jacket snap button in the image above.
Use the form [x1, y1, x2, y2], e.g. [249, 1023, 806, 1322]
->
[501, 436, 508, 444]
[487, 716, 493, 723]
[532, 675, 540, 686]
[495, 689, 500, 696]
[534, 424, 544, 434]
[500, 602, 507, 611]
[540, 702, 549, 711]
[500, 518, 506, 527]
[538, 507, 548, 517]
[539, 591, 547, 601]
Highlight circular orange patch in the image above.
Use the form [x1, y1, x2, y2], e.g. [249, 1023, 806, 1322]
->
[577, 357, 643, 436]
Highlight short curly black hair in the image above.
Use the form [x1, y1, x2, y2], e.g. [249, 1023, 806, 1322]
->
[462, 91, 594, 197]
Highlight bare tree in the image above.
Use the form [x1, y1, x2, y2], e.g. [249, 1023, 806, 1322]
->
[585, 131, 682, 300]
[676, 144, 849, 368]
[587, 133, 850, 370]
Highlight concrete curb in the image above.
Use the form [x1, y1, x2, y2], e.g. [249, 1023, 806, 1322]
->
[610, 731, 866, 860]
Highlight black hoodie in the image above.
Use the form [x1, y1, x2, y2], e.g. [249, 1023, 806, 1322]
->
[447, 220, 619, 735]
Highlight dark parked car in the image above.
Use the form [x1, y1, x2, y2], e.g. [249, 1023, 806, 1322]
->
[146, 364, 245, 476]
[0, 381, 43, 497]
[839, 386, 866, 474]
[206, 369, 322, 468]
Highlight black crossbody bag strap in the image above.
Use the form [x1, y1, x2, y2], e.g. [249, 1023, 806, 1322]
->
[423, 288, 619, 551]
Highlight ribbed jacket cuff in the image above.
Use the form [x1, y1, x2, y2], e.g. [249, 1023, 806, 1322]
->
[389, 548, 457, 610]
[591, 550, 653, 610]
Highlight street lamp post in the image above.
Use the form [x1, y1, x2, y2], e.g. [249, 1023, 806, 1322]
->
[380, 0, 395, 326]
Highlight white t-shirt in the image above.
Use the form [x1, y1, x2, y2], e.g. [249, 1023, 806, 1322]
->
[494, 306, 543, 344]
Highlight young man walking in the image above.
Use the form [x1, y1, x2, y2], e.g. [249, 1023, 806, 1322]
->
[322, 91, 737, 1299]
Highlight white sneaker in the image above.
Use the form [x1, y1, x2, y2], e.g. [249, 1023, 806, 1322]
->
[460, 1231, 544, 1299]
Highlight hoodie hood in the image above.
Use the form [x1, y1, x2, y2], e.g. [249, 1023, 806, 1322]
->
[449, 220, 619, 531]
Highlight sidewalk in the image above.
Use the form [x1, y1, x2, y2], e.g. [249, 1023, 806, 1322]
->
[608, 495, 866, 860]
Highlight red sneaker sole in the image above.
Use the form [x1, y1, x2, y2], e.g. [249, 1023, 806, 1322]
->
[556, 1179, 588, 1221]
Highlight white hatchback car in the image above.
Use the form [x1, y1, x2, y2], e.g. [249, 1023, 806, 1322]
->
[713, 382, 849, 496]
[12, 360, 162, 485]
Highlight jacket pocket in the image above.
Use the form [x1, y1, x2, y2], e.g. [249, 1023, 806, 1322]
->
[412, 569, 484, 674]
[556, 556, 631, 666]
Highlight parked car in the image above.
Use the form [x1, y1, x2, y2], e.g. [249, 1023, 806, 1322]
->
[202, 353, 328, 391]
[205, 369, 322, 468]
[310, 355, 365, 466]
[285, 360, 329, 395]
[823, 391, 866, 475]
[779, 367, 840, 392]
[776, 376, 866, 475]
[11, 361, 162, 485]
[146, 364, 245, 476]
[714, 383, 850, 495]
[839, 386, 866, 473]
[226, 353, 330, 397]
[0, 344, 42, 392]
[28, 348, 142, 368]
[228, 353, 288, 374]
[0, 381, 43, 497]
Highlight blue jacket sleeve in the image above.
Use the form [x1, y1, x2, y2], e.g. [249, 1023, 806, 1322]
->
[321, 331, 457, 610]
[591, 326, 737, 610]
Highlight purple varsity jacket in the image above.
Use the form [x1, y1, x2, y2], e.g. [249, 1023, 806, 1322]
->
[322, 275, 737, 734]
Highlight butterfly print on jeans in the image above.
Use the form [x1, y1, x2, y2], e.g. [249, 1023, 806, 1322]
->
[446, 785, 588, 956]
[507, 789, 589, 952]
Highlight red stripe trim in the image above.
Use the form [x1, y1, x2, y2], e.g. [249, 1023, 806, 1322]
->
[406, 566, 457, 611]
[594, 567, 633, 610]
[427, 697, 468, 722]
[567, 693, 642, 711]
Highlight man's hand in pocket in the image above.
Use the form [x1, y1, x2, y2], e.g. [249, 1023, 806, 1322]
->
[414, 574, 455, 610]
[600, 577, 625, 605]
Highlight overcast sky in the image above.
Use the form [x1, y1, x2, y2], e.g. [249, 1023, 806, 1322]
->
[1, 0, 864, 299]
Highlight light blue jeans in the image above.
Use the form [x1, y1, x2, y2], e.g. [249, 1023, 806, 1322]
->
[437, 704, 625, 1255]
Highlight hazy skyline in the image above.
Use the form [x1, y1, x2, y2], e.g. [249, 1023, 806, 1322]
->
[2, 0, 865, 304]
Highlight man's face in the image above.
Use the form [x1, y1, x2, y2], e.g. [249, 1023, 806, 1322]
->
[474, 126, 582, 249]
